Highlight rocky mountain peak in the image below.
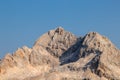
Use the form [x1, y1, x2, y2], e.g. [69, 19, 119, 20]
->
[0, 27, 120, 80]
[83, 32, 113, 48]
[55, 27, 64, 35]
[34, 27, 77, 58]
[78, 32, 120, 79]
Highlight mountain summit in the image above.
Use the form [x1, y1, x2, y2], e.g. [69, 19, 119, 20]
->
[0, 27, 120, 80]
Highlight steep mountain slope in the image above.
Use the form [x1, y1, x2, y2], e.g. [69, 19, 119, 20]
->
[0, 27, 120, 80]
[34, 27, 77, 58]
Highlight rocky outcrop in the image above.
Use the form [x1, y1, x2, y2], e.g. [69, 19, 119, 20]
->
[80, 32, 120, 79]
[0, 27, 120, 80]
[34, 27, 77, 58]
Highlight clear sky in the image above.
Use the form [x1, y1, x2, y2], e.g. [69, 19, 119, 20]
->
[0, 0, 120, 58]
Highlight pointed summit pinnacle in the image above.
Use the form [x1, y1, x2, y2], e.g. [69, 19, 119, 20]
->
[55, 27, 64, 35]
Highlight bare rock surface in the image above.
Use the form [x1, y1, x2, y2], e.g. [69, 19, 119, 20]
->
[34, 27, 77, 58]
[0, 27, 120, 80]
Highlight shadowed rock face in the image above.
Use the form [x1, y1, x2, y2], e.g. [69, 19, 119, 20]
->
[0, 27, 120, 80]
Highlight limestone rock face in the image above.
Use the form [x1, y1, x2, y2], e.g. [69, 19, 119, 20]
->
[79, 32, 120, 79]
[34, 27, 77, 58]
[0, 27, 120, 80]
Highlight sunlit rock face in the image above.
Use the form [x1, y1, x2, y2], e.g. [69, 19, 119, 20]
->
[0, 27, 120, 80]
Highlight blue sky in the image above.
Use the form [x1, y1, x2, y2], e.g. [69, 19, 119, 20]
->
[0, 0, 120, 58]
